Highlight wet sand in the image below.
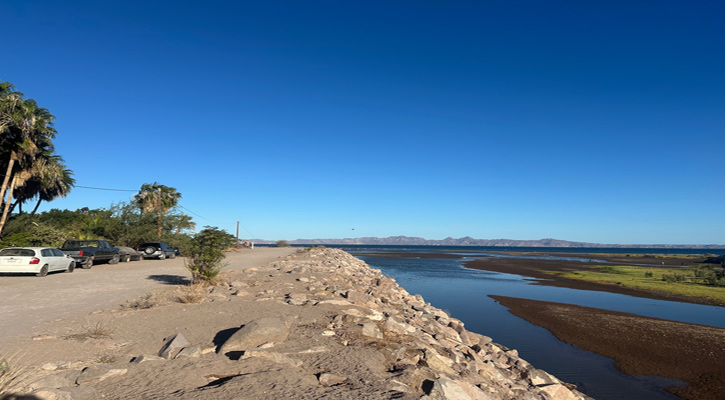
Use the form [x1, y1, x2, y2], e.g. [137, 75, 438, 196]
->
[490, 295, 725, 400]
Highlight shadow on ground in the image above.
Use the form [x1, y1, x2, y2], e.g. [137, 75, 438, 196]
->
[147, 274, 190, 285]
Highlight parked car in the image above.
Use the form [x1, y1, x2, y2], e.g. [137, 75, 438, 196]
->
[117, 246, 142, 262]
[137, 242, 176, 260]
[60, 240, 120, 269]
[0, 247, 76, 277]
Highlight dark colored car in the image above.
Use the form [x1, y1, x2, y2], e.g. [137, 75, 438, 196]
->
[137, 242, 176, 260]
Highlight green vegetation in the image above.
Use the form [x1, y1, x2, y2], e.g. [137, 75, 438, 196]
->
[1, 81, 74, 235]
[185, 226, 236, 283]
[134, 182, 182, 240]
[0, 183, 197, 253]
[547, 264, 725, 304]
[276, 240, 290, 247]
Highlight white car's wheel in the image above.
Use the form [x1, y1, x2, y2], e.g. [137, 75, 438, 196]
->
[36, 264, 49, 277]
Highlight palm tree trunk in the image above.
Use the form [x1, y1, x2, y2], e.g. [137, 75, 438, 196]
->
[0, 155, 16, 208]
[30, 198, 42, 218]
[157, 209, 162, 239]
[8, 198, 19, 215]
[0, 175, 17, 235]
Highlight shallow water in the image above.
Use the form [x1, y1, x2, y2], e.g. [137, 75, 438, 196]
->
[352, 254, 724, 400]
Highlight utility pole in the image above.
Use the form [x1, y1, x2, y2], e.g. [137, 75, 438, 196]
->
[236, 221, 240, 248]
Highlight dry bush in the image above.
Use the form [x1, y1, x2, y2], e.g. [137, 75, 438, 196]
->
[97, 351, 119, 364]
[175, 283, 208, 304]
[122, 291, 168, 310]
[0, 353, 30, 399]
[65, 320, 116, 341]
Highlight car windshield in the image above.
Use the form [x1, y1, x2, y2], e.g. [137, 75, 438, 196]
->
[0, 248, 35, 257]
[62, 241, 98, 249]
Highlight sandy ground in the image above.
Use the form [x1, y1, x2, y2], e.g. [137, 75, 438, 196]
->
[0, 248, 296, 343]
[491, 295, 725, 400]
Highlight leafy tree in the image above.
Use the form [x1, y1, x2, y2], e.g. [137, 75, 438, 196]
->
[276, 240, 290, 247]
[185, 226, 235, 283]
[133, 182, 181, 239]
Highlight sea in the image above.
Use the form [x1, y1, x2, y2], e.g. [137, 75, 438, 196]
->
[312, 245, 725, 400]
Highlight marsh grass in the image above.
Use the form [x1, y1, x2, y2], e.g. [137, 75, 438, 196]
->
[549, 265, 725, 304]
[64, 320, 116, 341]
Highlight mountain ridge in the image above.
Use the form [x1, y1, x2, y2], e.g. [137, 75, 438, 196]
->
[249, 236, 725, 249]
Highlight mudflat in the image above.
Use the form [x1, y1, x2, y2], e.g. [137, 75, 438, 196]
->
[463, 254, 723, 306]
[490, 295, 725, 400]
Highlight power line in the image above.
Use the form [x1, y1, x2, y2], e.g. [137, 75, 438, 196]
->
[75, 185, 136, 192]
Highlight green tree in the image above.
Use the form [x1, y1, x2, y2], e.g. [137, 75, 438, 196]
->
[133, 182, 181, 239]
[0, 82, 58, 235]
[185, 226, 235, 283]
[11, 153, 75, 217]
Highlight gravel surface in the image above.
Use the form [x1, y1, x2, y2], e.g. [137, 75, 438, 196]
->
[0, 248, 296, 343]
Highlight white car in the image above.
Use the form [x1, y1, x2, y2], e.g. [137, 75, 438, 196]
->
[0, 247, 76, 277]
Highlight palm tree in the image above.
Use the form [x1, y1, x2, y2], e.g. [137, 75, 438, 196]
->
[11, 153, 75, 217]
[134, 182, 182, 239]
[0, 94, 57, 235]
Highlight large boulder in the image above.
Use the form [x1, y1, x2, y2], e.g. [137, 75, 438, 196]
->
[218, 317, 290, 354]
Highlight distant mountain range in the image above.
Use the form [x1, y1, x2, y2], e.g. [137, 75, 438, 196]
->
[250, 236, 725, 249]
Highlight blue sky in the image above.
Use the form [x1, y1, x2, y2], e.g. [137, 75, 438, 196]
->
[3, 1, 723, 244]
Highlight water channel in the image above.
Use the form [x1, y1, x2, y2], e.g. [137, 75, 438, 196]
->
[351, 252, 724, 400]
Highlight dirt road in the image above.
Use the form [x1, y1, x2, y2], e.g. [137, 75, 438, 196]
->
[0, 247, 296, 343]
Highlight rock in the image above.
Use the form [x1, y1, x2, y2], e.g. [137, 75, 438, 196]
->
[422, 348, 456, 376]
[426, 377, 473, 400]
[27, 370, 80, 391]
[242, 349, 302, 367]
[41, 362, 58, 371]
[232, 290, 251, 297]
[318, 372, 346, 386]
[361, 322, 383, 339]
[529, 369, 559, 386]
[218, 317, 290, 353]
[158, 333, 190, 359]
[321, 330, 336, 336]
[76, 364, 127, 385]
[287, 293, 307, 301]
[57, 386, 98, 400]
[243, 267, 259, 273]
[176, 345, 202, 358]
[131, 354, 164, 363]
[317, 299, 354, 306]
[342, 308, 365, 317]
[345, 290, 370, 304]
[385, 317, 416, 335]
[26, 389, 73, 400]
[230, 280, 248, 288]
[538, 383, 582, 400]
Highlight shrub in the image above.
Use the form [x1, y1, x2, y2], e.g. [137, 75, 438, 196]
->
[644, 271, 654, 278]
[175, 283, 208, 304]
[185, 226, 235, 284]
[276, 240, 290, 247]
[64, 320, 115, 341]
[0, 355, 29, 398]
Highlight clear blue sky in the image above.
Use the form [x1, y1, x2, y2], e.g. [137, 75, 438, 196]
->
[3, 1, 723, 244]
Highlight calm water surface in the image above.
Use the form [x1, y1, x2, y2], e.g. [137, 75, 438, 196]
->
[351, 252, 724, 400]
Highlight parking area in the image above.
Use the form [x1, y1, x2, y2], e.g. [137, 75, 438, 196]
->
[0, 247, 296, 343]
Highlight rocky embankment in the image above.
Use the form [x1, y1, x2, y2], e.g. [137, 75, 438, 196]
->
[7, 248, 591, 400]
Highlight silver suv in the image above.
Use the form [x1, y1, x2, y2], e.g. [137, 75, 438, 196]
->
[137, 242, 176, 260]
